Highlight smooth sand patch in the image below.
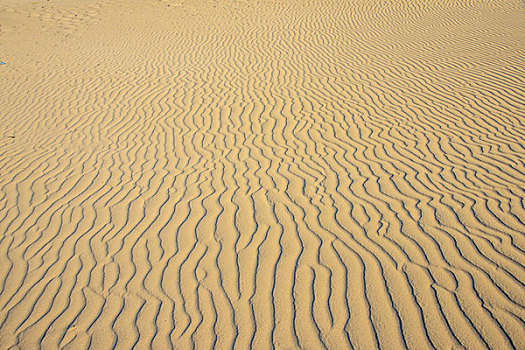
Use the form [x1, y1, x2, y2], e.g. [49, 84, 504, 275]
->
[1, 0, 524, 348]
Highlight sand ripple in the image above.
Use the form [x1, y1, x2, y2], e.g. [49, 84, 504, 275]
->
[0, 0, 524, 348]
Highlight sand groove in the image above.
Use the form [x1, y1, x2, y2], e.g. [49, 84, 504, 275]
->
[1, 0, 524, 348]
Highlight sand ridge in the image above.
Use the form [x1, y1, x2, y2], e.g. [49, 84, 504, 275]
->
[0, 0, 524, 348]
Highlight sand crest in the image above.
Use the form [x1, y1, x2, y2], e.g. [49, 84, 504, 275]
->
[1, 0, 524, 348]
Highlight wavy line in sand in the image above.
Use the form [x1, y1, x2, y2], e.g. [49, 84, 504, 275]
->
[0, 0, 524, 348]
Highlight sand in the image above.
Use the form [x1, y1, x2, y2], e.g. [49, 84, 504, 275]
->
[1, 0, 524, 348]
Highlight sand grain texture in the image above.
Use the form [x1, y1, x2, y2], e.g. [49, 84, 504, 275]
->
[1, 0, 525, 348]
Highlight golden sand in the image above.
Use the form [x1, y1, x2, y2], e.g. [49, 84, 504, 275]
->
[1, 0, 524, 348]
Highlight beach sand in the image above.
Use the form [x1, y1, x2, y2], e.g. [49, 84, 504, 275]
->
[0, 0, 524, 348]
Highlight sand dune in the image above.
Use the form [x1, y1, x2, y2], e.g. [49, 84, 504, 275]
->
[1, 0, 524, 348]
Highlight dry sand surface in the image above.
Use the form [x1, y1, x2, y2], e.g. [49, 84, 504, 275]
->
[1, 0, 525, 348]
